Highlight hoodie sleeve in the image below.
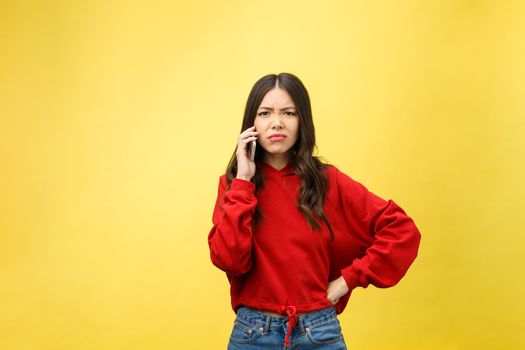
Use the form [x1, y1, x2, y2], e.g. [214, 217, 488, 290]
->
[207, 176, 257, 276]
[336, 168, 421, 294]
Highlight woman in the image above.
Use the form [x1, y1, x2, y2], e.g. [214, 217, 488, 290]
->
[207, 73, 421, 349]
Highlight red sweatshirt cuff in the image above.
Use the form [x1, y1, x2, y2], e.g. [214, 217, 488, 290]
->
[230, 178, 256, 192]
[340, 264, 361, 293]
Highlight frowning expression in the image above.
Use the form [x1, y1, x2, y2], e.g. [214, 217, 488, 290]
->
[254, 88, 299, 157]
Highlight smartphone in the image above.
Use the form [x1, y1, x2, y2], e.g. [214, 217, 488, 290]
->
[248, 140, 256, 161]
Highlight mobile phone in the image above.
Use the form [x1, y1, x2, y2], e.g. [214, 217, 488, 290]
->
[248, 140, 256, 161]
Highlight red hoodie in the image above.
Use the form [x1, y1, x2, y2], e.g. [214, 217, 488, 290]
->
[208, 162, 421, 346]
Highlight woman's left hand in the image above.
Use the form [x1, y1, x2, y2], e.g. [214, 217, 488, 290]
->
[326, 276, 349, 305]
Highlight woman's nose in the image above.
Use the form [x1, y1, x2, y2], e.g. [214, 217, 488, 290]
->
[270, 115, 284, 128]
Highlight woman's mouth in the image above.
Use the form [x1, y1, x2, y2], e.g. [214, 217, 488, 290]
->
[268, 135, 286, 141]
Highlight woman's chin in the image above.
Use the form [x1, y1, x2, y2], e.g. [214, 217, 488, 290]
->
[262, 145, 292, 154]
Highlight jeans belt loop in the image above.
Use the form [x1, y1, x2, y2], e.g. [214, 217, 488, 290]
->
[297, 314, 306, 334]
[263, 314, 271, 334]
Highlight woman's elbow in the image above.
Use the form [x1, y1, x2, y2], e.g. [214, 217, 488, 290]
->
[210, 251, 252, 276]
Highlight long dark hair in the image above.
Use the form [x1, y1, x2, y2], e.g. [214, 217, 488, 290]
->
[225, 72, 335, 240]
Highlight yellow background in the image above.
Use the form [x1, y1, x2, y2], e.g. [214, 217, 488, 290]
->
[1, 1, 524, 349]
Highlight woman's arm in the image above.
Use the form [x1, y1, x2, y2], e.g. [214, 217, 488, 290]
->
[207, 176, 257, 276]
[336, 168, 422, 294]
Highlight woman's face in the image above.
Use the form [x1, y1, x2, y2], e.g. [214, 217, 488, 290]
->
[254, 88, 299, 159]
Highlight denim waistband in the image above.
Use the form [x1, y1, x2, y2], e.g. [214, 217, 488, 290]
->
[235, 305, 337, 334]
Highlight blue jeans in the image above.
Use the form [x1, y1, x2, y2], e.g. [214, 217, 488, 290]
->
[227, 305, 348, 349]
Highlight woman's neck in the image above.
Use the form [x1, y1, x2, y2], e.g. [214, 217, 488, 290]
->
[263, 152, 292, 170]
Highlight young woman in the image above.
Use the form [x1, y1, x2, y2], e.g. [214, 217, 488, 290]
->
[207, 73, 421, 349]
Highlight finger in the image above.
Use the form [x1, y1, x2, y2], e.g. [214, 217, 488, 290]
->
[240, 131, 258, 140]
[241, 136, 257, 143]
[237, 137, 257, 153]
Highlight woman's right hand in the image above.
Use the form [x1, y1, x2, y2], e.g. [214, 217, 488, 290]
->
[236, 125, 258, 181]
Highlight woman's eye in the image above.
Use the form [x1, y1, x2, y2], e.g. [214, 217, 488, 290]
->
[257, 111, 295, 116]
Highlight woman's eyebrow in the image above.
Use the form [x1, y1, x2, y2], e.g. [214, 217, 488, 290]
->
[258, 106, 296, 110]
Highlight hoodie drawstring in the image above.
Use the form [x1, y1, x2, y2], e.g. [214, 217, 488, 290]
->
[280, 305, 297, 348]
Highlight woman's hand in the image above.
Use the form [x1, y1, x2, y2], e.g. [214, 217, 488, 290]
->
[326, 276, 349, 305]
[236, 125, 258, 181]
